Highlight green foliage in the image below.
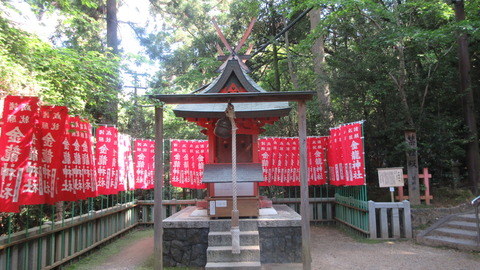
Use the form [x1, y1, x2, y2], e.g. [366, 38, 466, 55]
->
[0, 14, 120, 120]
[2, 0, 479, 193]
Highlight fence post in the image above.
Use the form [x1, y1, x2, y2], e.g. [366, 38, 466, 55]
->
[392, 206, 400, 238]
[368, 200, 376, 239]
[402, 200, 413, 238]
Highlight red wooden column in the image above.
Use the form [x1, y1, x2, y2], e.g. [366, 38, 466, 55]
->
[298, 100, 311, 270]
[154, 106, 164, 270]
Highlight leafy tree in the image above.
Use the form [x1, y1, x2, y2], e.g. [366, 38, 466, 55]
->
[0, 13, 119, 120]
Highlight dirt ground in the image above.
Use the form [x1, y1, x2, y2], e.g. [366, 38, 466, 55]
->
[92, 225, 480, 270]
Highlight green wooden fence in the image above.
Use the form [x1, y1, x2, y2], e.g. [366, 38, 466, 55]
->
[334, 185, 370, 237]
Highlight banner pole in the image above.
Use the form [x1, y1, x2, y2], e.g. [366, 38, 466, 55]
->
[154, 105, 164, 270]
[298, 100, 312, 270]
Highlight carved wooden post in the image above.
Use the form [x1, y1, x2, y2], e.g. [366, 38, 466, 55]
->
[405, 129, 420, 205]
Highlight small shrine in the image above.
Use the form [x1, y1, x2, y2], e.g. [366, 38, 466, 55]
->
[149, 18, 315, 269]
[173, 57, 291, 217]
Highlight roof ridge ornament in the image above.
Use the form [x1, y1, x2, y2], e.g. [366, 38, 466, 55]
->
[212, 17, 256, 73]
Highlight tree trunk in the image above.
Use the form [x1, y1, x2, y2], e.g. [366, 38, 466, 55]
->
[107, 0, 118, 55]
[284, 17, 299, 90]
[309, 9, 332, 126]
[455, 1, 480, 194]
[104, 0, 119, 125]
[394, 41, 415, 129]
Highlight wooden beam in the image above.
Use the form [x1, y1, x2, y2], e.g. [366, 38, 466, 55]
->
[212, 17, 234, 54]
[154, 106, 164, 270]
[298, 100, 311, 269]
[235, 17, 256, 54]
[217, 55, 251, 61]
[148, 91, 315, 104]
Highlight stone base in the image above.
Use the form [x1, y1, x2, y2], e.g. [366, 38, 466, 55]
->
[163, 205, 301, 267]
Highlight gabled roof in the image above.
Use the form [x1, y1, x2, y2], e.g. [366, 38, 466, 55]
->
[198, 59, 264, 93]
[173, 59, 292, 119]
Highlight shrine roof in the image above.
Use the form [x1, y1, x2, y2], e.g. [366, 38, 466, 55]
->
[148, 60, 315, 118]
[196, 59, 265, 94]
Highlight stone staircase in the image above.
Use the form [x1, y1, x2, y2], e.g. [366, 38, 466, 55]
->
[205, 220, 261, 270]
[417, 213, 480, 251]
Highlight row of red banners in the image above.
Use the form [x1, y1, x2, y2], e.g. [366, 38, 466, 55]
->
[0, 96, 365, 212]
[258, 137, 328, 186]
[0, 96, 156, 213]
[168, 122, 365, 188]
[257, 122, 365, 186]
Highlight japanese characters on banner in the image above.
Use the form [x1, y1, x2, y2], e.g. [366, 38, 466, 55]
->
[258, 137, 328, 186]
[96, 126, 119, 195]
[328, 122, 365, 186]
[134, 140, 155, 190]
[38, 106, 69, 204]
[57, 116, 97, 201]
[308, 137, 329, 185]
[328, 128, 343, 186]
[170, 140, 208, 189]
[0, 96, 39, 212]
[118, 134, 133, 192]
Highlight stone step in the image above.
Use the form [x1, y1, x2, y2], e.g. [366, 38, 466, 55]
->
[210, 220, 258, 232]
[205, 261, 261, 270]
[419, 235, 480, 251]
[209, 230, 259, 246]
[207, 245, 260, 263]
[446, 220, 478, 231]
[456, 214, 478, 223]
[433, 227, 479, 241]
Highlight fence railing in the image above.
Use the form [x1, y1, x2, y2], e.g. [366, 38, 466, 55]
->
[334, 186, 369, 238]
[0, 202, 137, 270]
[0, 196, 413, 269]
[368, 200, 412, 239]
[270, 197, 335, 222]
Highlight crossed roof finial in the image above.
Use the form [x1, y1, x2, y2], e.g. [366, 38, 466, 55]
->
[212, 17, 256, 73]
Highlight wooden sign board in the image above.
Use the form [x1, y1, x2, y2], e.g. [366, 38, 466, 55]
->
[377, 167, 404, 187]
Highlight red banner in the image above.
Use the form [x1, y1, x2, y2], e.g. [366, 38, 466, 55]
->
[64, 116, 97, 201]
[0, 96, 39, 212]
[170, 140, 208, 189]
[76, 118, 97, 199]
[258, 137, 328, 186]
[118, 134, 133, 191]
[341, 122, 365, 186]
[37, 106, 69, 204]
[134, 140, 155, 190]
[21, 119, 42, 205]
[308, 137, 328, 185]
[328, 122, 365, 186]
[328, 128, 343, 186]
[96, 126, 119, 195]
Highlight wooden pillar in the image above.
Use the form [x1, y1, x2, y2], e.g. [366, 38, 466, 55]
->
[154, 106, 164, 270]
[298, 100, 311, 269]
[405, 129, 420, 205]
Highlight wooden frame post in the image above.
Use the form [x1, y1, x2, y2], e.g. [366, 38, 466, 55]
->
[298, 101, 311, 269]
[154, 106, 164, 270]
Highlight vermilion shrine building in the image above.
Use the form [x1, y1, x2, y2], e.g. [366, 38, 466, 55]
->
[150, 58, 314, 270]
[149, 20, 315, 270]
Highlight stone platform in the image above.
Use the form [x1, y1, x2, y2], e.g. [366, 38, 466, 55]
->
[163, 205, 302, 267]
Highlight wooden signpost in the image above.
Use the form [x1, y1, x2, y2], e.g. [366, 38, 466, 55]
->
[377, 167, 404, 202]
